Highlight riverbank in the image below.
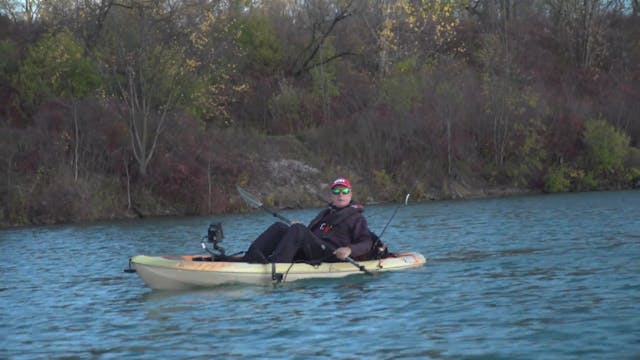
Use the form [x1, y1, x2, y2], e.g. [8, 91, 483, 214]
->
[0, 170, 549, 230]
[1, 139, 636, 230]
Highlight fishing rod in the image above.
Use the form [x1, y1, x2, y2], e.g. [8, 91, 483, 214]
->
[378, 193, 410, 239]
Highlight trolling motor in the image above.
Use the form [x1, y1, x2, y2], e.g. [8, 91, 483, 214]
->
[201, 222, 225, 257]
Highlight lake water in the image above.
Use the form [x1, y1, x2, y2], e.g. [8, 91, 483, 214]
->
[1, 190, 639, 359]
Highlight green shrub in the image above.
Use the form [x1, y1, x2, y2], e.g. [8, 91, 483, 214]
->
[583, 118, 630, 176]
[626, 146, 640, 169]
[268, 80, 304, 134]
[578, 171, 599, 190]
[372, 169, 393, 189]
[544, 165, 571, 193]
[627, 167, 640, 187]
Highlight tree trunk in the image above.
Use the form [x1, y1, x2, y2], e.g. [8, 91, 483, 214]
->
[73, 99, 79, 181]
[379, 1, 393, 77]
[447, 117, 452, 177]
[207, 159, 212, 214]
[125, 157, 131, 210]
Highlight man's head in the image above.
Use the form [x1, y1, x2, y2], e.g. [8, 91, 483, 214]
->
[330, 177, 352, 208]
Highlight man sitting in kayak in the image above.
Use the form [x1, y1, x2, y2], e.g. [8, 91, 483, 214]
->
[242, 177, 373, 264]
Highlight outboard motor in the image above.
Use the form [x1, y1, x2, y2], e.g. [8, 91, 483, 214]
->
[202, 222, 225, 257]
[208, 222, 224, 244]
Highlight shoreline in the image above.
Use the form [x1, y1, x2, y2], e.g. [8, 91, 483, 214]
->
[3, 187, 636, 231]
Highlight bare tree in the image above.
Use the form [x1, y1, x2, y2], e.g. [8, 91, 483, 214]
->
[546, 0, 618, 69]
[104, 1, 192, 177]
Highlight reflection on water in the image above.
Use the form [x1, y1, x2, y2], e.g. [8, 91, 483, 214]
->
[1, 190, 639, 359]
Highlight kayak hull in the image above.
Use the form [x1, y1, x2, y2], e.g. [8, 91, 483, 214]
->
[130, 252, 426, 290]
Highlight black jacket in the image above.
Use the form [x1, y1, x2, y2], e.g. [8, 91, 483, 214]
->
[307, 203, 373, 258]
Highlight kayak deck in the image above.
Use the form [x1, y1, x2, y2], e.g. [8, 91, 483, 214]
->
[129, 252, 426, 290]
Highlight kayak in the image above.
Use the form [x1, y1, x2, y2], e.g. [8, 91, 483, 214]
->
[128, 218, 425, 290]
[129, 252, 426, 290]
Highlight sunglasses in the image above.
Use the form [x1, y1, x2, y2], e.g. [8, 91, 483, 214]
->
[331, 188, 351, 195]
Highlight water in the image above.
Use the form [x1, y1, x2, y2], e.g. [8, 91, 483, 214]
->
[1, 190, 639, 359]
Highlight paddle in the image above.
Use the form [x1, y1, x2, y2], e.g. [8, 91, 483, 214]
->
[236, 185, 374, 276]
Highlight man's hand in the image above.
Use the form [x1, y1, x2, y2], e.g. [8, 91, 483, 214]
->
[334, 246, 352, 260]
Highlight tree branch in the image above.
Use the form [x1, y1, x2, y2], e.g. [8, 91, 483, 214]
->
[292, 1, 355, 77]
[298, 51, 358, 74]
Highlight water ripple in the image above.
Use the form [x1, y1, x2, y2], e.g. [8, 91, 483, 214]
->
[1, 190, 639, 359]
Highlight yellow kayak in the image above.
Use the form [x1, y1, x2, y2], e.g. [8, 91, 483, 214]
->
[129, 252, 426, 290]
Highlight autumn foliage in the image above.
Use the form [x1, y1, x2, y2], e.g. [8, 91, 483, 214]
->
[0, 0, 638, 227]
